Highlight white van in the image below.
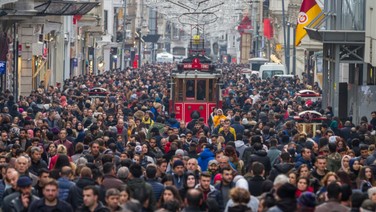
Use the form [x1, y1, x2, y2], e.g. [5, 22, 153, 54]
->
[259, 63, 287, 80]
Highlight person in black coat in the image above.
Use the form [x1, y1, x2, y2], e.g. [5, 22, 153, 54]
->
[247, 142, 271, 175]
[66, 167, 97, 209]
[248, 162, 266, 197]
[268, 152, 295, 182]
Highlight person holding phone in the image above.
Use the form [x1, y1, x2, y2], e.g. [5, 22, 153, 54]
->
[2, 176, 39, 212]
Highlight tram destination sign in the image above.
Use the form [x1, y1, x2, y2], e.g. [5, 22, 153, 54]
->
[183, 63, 209, 70]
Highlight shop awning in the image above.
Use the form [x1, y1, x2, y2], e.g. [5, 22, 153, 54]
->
[35, 0, 99, 16]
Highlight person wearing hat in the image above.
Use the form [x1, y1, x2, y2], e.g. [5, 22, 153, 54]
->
[207, 160, 220, 184]
[2, 176, 40, 212]
[297, 191, 316, 212]
[172, 160, 185, 190]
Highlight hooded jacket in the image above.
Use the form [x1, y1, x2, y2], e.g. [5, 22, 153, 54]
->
[197, 148, 215, 171]
[66, 177, 96, 209]
[235, 140, 246, 159]
[248, 150, 271, 175]
[268, 163, 295, 182]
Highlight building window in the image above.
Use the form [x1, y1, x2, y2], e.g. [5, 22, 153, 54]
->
[104, 10, 108, 32]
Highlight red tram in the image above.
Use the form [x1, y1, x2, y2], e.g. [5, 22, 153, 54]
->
[169, 50, 222, 124]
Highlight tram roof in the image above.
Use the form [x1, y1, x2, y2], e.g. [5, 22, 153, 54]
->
[182, 55, 212, 64]
[171, 70, 222, 78]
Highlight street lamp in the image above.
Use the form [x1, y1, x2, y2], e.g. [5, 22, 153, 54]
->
[288, 2, 300, 76]
[137, 28, 142, 67]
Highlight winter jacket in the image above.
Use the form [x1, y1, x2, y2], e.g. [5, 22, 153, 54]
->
[3, 192, 39, 212]
[29, 159, 48, 176]
[365, 151, 376, 166]
[197, 148, 215, 171]
[166, 118, 180, 129]
[267, 199, 297, 212]
[102, 175, 123, 190]
[147, 122, 164, 139]
[182, 206, 205, 212]
[66, 177, 96, 209]
[213, 114, 227, 127]
[235, 140, 247, 159]
[268, 163, 295, 182]
[247, 150, 271, 175]
[0, 180, 5, 207]
[57, 177, 75, 201]
[215, 181, 235, 204]
[172, 173, 185, 189]
[314, 200, 350, 212]
[54, 139, 74, 156]
[294, 155, 313, 170]
[225, 196, 259, 212]
[231, 123, 245, 135]
[195, 184, 224, 210]
[267, 147, 281, 167]
[248, 175, 265, 197]
[77, 201, 110, 212]
[127, 178, 155, 211]
[242, 145, 255, 167]
[28, 198, 73, 212]
[146, 179, 164, 202]
[228, 204, 252, 212]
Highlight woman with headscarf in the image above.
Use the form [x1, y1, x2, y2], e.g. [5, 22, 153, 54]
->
[178, 172, 198, 202]
[338, 155, 351, 173]
[349, 157, 361, 188]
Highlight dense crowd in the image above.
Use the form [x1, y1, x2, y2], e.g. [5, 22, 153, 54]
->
[0, 63, 375, 212]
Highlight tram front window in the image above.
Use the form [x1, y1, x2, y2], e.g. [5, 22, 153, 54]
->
[197, 80, 206, 100]
[186, 80, 195, 98]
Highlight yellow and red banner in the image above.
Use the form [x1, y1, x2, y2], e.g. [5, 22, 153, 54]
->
[295, 0, 322, 46]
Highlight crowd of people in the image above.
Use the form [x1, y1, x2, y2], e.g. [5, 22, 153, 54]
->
[0, 63, 375, 212]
